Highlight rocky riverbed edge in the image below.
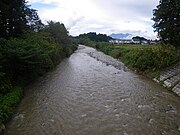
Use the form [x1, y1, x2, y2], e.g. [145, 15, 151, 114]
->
[85, 46, 180, 97]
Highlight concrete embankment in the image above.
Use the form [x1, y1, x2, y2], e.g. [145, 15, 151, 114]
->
[153, 62, 180, 96]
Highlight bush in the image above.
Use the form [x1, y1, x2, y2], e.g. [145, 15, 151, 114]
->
[0, 21, 78, 127]
[131, 49, 156, 71]
[0, 86, 22, 123]
[79, 38, 96, 48]
[95, 43, 180, 72]
[0, 38, 54, 84]
[108, 49, 121, 58]
[122, 44, 179, 71]
[0, 73, 12, 95]
[63, 44, 78, 57]
[0, 31, 76, 85]
[154, 44, 179, 69]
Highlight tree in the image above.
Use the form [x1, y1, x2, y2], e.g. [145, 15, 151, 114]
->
[0, 0, 27, 38]
[26, 8, 44, 32]
[78, 32, 112, 42]
[0, 0, 42, 38]
[43, 21, 70, 46]
[152, 0, 180, 47]
[132, 36, 147, 44]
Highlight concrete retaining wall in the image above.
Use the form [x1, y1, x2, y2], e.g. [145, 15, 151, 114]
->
[153, 62, 180, 96]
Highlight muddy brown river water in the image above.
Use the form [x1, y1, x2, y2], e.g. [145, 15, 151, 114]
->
[4, 45, 180, 135]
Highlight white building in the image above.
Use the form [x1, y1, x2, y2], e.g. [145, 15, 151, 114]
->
[109, 39, 133, 44]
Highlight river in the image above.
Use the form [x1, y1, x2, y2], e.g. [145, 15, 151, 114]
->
[4, 45, 180, 135]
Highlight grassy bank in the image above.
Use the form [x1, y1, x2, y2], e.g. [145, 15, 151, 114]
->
[89, 42, 180, 77]
[0, 38, 77, 133]
[0, 87, 22, 123]
[0, 23, 77, 132]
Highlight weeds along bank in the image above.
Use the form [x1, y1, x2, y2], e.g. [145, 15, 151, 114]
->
[0, 29, 77, 132]
[0, 0, 78, 131]
[83, 41, 180, 94]
[92, 42, 179, 74]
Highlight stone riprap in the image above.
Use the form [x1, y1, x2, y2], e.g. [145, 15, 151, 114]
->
[154, 63, 180, 96]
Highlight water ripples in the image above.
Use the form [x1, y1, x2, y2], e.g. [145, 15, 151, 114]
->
[5, 45, 180, 135]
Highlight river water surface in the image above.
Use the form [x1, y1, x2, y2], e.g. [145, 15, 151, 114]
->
[5, 45, 180, 135]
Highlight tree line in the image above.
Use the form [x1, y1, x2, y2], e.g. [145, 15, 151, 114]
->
[74, 32, 112, 48]
[153, 0, 180, 47]
[77, 32, 112, 42]
[0, 0, 77, 126]
[0, 0, 43, 38]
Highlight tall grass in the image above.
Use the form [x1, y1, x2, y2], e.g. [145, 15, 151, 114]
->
[0, 87, 22, 124]
[95, 43, 180, 72]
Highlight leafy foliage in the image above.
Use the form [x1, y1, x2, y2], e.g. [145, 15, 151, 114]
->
[78, 37, 97, 48]
[0, 22, 77, 127]
[0, 32, 73, 87]
[0, 86, 22, 123]
[0, 0, 77, 127]
[0, 73, 12, 95]
[43, 21, 70, 46]
[26, 8, 44, 32]
[77, 32, 112, 42]
[152, 0, 180, 47]
[0, 0, 43, 38]
[94, 43, 180, 72]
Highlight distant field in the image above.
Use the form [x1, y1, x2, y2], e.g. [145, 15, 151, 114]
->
[111, 44, 159, 50]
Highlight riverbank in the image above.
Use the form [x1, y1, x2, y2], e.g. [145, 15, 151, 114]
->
[0, 87, 23, 133]
[4, 45, 180, 135]
[83, 42, 180, 96]
[0, 36, 77, 134]
[0, 44, 77, 134]
[153, 62, 180, 96]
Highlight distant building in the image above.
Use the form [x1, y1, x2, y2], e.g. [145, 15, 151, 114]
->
[109, 38, 158, 45]
[132, 40, 140, 44]
[109, 39, 133, 44]
[141, 40, 149, 45]
[149, 41, 158, 45]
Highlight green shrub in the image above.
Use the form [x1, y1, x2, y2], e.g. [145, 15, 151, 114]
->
[0, 22, 78, 127]
[108, 49, 121, 58]
[0, 86, 22, 123]
[0, 38, 54, 83]
[0, 32, 73, 85]
[95, 42, 180, 72]
[121, 45, 179, 71]
[0, 73, 12, 95]
[154, 44, 180, 69]
[132, 49, 156, 71]
[63, 44, 78, 57]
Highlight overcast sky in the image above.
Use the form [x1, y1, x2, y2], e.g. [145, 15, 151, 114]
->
[28, 0, 159, 39]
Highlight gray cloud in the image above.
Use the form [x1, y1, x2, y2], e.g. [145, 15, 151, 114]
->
[89, 0, 159, 20]
[29, 0, 159, 39]
[66, 13, 85, 29]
